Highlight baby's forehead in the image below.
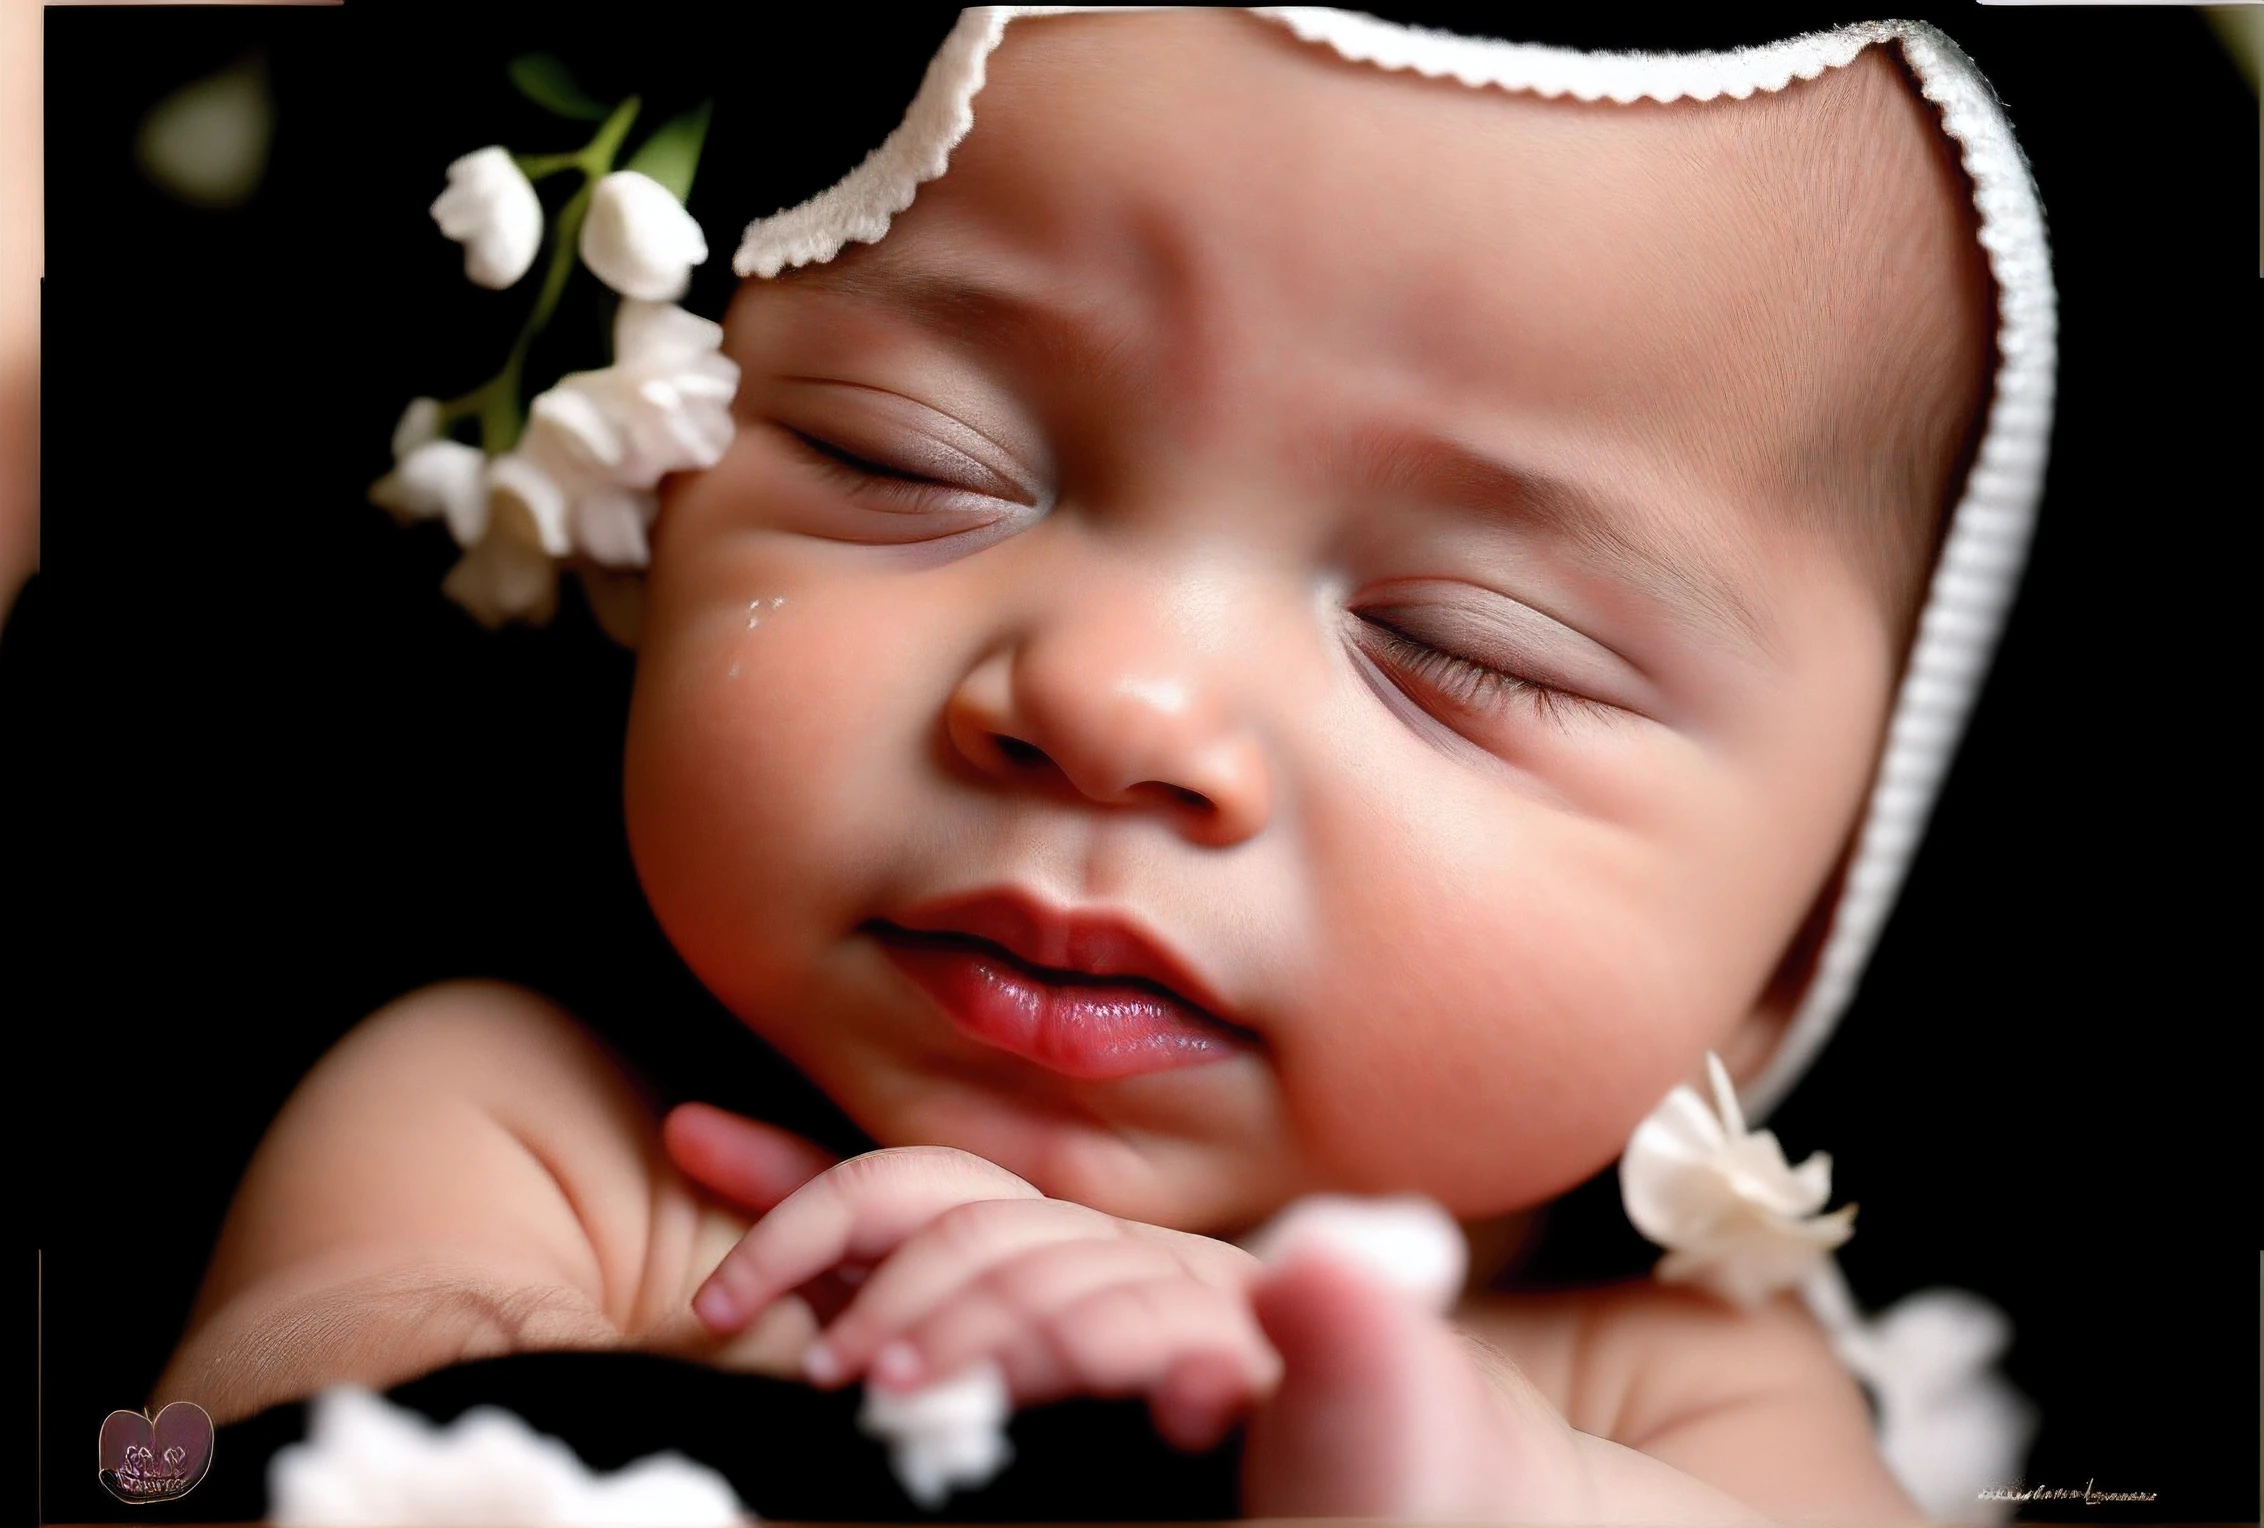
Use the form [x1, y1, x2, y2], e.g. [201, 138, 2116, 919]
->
[788, 12, 1977, 492]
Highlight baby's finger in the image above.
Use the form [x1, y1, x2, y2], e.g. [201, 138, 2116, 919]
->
[662, 1103, 838, 1215]
[809, 1198, 1128, 1384]
[1155, 1349, 1264, 1453]
[691, 1146, 1040, 1333]
[859, 1233, 1187, 1390]
[986, 1276, 1281, 1427]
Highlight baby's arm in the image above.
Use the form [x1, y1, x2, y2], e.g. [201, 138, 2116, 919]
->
[155, 982, 829, 1422]
[1460, 1285, 1917, 1523]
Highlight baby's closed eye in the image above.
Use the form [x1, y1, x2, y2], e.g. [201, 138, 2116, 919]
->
[737, 364, 1050, 545]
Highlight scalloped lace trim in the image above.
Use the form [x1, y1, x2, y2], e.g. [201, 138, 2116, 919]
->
[734, 8, 1010, 279]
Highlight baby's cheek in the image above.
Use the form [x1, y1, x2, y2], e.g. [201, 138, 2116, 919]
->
[626, 555, 919, 1012]
[1271, 763, 1724, 1216]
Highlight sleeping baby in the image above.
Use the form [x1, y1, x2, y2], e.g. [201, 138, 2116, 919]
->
[154, 9, 2050, 1521]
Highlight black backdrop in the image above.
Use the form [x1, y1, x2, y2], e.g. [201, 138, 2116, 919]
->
[18, 4, 2258, 1523]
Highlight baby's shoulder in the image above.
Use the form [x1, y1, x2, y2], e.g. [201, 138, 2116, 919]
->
[1464, 1279, 1865, 1447]
[157, 983, 786, 1421]
[1462, 1279, 1908, 1517]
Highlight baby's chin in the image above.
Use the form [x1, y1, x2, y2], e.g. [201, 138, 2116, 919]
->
[839, 1053, 1311, 1235]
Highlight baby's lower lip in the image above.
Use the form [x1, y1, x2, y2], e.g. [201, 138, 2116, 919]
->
[869, 925, 1249, 1080]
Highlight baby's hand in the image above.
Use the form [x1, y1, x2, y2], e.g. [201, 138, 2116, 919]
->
[666, 1116, 1806, 1522]
[679, 1140, 1278, 1449]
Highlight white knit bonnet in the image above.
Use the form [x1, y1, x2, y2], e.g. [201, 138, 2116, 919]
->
[731, 7, 2059, 1124]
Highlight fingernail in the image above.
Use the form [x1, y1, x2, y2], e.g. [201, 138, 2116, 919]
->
[802, 1339, 843, 1387]
[693, 1284, 741, 1330]
[872, 1341, 924, 1390]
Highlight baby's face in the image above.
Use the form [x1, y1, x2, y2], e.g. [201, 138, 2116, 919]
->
[626, 12, 1984, 1231]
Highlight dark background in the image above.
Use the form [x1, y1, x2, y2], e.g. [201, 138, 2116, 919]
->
[18, 3, 2257, 1522]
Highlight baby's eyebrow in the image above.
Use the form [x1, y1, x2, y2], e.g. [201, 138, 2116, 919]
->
[1342, 429, 1769, 651]
[783, 256, 1108, 374]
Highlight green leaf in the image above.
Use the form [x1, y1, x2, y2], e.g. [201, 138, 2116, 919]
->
[507, 54, 611, 122]
[621, 99, 712, 202]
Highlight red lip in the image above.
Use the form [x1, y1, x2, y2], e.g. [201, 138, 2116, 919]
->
[869, 890, 1250, 1080]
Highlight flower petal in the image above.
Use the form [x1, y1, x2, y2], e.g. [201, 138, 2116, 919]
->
[530, 382, 626, 469]
[613, 299, 723, 365]
[389, 397, 442, 461]
[1619, 1084, 1731, 1244]
[368, 440, 486, 542]
[1621, 1051, 1856, 1306]
[579, 172, 707, 302]
[572, 486, 656, 569]
[1657, 1202, 1854, 1309]
[441, 506, 558, 628]
[431, 146, 542, 290]
[486, 451, 574, 557]
[1705, 1051, 1746, 1137]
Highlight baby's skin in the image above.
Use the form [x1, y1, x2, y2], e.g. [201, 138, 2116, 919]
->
[159, 12, 1991, 1521]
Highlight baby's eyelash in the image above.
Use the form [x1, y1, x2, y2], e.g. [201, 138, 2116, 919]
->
[790, 430, 941, 492]
[1361, 620, 1590, 727]
[787, 428, 1024, 521]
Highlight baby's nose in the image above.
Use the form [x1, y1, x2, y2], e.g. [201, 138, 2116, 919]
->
[944, 600, 1271, 847]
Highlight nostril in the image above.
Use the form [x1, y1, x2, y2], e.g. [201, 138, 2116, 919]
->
[1129, 780, 1214, 814]
[995, 735, 1051, 770]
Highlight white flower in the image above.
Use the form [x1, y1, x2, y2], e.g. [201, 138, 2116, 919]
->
[484, 299, 735, 577]
[573, 486, 661, 570]
[1801, 1261, 2035, 1525]
[389, 396, 443, 461]
[859, 1360, 1014, 1511]
[578, 171, 708, 301]
[484, 437, 578, 560]
[1619, 1052, 1855, 1309]
[532, 301, 738, 493]
[440, 498, 560, 630]
[368, 397, 488, 548]
[376, 296, 735, 632]
[497, 403, 661, 572]
[431, 147, 543, 290]
[1849, 1290, 2036, 1525]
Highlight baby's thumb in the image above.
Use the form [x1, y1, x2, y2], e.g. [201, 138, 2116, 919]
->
[1239, 1196, 1535, 1519]
[1242, 1194, 1468, 1312]
[662, 1102, 839, 1215]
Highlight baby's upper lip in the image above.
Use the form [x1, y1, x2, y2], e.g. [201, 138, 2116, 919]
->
[872, 888, 1239, 1024]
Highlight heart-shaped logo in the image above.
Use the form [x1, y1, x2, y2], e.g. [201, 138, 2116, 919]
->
[98, 1402, 213, 1505]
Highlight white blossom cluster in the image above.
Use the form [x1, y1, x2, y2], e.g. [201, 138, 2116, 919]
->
[1619, 1052, 1856, 1309]
[372, 146, 737, 638]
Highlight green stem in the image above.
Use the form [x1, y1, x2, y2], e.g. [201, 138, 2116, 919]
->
[576, 94, 641, 177]
[513, 151, 582, 181]
[525, 180, 592, 344]
[440, 95, 643, 455]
